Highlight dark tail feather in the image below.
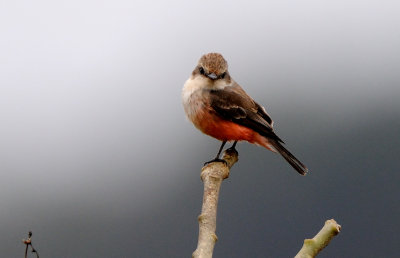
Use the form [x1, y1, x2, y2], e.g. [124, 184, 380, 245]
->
[270, 140, 308, 175]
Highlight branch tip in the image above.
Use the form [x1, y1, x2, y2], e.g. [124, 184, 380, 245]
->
[295, 219, 341, 258]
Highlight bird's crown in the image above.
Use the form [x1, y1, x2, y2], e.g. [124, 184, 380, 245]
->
[198, 53, 228, 75]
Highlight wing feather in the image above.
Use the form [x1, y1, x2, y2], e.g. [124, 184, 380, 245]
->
[208, 87, 283, 143]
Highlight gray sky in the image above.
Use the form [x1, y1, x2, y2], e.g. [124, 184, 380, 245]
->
[1, 1, 399, 257]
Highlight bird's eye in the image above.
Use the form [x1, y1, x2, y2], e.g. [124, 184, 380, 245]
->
[220, 72, 226, 79]
[199, 67, 205, 75]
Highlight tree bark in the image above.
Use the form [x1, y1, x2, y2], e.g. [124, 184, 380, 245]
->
[192, 148, 238, 258]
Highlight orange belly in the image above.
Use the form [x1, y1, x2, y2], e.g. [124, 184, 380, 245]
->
[191, 110, 276, 152]
[194, 110, 255, 142]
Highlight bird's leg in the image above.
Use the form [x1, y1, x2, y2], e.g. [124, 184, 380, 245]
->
[204, 141, 227, 165]
[227, 141, 238, 151]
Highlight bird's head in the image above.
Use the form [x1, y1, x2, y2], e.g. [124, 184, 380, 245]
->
[196, 53, 229, 80]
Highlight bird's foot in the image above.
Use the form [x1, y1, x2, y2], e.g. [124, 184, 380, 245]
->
[225, 147, 238, 156]
[204, 158, 227, 166]
[225, 141, 238, 154]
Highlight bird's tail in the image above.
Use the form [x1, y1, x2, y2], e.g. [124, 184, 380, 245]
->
[270, 140, 308, 175]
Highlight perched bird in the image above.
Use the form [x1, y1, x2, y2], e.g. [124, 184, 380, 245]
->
[182, 53, 308, 175]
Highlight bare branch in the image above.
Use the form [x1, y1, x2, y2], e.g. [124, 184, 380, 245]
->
[192, 148, 239, 258]
[295, 219, 341, 258]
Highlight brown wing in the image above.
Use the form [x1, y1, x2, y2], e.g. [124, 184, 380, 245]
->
[207, 85, 284, 143]
[208, 85, 308, 175]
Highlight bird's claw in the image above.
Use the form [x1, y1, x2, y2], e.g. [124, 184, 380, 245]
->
[204, 158, 227, 166]
[226, 146, 238, 154]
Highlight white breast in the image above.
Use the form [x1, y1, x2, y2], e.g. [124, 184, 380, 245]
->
[182, 76, 231, 103]
[182, 76, 206, 121]
[182, 75, 232, 122]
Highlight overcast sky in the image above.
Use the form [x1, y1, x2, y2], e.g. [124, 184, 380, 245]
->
[1, 1, 399, 257]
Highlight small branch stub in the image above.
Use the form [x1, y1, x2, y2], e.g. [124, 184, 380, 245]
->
[295, 219, 341, 258]
[192, 148, 239, 258]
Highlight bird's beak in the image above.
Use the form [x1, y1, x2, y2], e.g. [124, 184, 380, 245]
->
[207, 73, 218, 80]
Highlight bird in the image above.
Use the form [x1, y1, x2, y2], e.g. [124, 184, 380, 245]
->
[182, 53, 308, 175]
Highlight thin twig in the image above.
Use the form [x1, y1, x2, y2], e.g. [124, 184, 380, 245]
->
[192, 148, 239, 258]
[295, 219, 341, 258]
[23, 231, 40, 258]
